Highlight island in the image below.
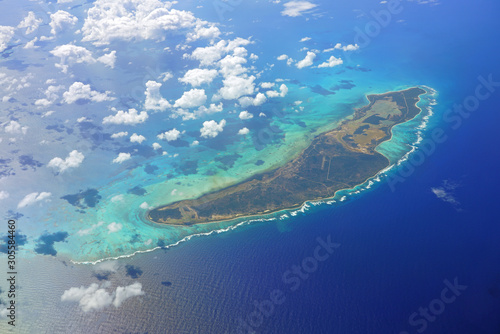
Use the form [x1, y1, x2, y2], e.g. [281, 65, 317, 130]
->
[148, 87, 426, 225]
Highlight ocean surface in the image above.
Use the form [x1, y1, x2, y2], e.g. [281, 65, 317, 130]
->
[1, 0, 500, 333]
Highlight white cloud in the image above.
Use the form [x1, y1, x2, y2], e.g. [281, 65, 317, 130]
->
[107, 222, 123, 233]
[103, 109, 148, 125]
[277, 54, 288, 61]
[111, 195, 124, 202]
[17, 11, 43, 34]
[300, 37, 311, 42]
[282, 1, 318, 17]
[113, 283, 144, 307]
[130, 133, 146, 144]
[238, 127, 249, 135]
[63, 82, 114, 104]
[48, 150, 85, 173]
[61, 283, 113, 312]
[152, 142, 162, 150]
[296, 51, 316, 69]
[266, 84, 289, 98]
[333, 43, 359, 51]
[157, 128, 181, 141]
[159, 72, 173, 82]
[144, 81, 171, 111]
[179, 68, 218, 87]
[50, 10, 78, 35]
[239, 110, 253, 120]
[17, 192, 52, 209]
[186, 24, 221, 43]
[219, 54, 248, 78]
[140, 202, 152, 209]
[260, 82, 275, 89]
[219, 75, 255, 100]
[4, 121, 28, 135]
[35, 85, 65, 106]
[200, 119, 226, 138]
[0, 191, 9, 200]
[97, 51, 117, 68]
[77, 221, 105, 236]
[191, 140, 199, 146]
[318, 55, 343, 68]
[111, 131, 128, 138]
[0, 26, 15, 53]
[431, 180, 461, 207]
[238, 92, 266, 108]
[174, 89, 207, 108]
[112, 153, 131, 164]
[187, 38, 252, 66]
[81, 0, 209, 46]
[61, 282, 144, 312]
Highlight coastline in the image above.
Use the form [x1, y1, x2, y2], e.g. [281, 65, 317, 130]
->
[146, 86, 429, 227]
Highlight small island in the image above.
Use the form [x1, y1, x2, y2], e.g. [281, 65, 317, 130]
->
[148, 87, 426, 225]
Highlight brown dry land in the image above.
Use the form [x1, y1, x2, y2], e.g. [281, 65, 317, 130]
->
[148, 87, 426, 225]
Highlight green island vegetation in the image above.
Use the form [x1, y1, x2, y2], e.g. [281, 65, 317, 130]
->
[148, 87, 426, 225]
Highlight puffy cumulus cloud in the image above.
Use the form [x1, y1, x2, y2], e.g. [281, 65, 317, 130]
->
[318, 55, 343, 68]
[281, 1, 318, 17]
[61, 282, 144, 312]
[219, 75, 255, 100]
[218, 54, 248, 78]
[81, 0, 214, 46]
[130, 133, 146, 144]
[190, 140, 199, 146]
[186, 23, 221, 43]
[333, 43, 359, 51]
[48, 150, 85, 173]
[239, 110, 253, 120]
[238, 92, 266, 108]
[159, 72, 173, 82]
[103, 109, 148, 125]
[144, 81, 171, 111]
[4, 121, 28, 135]
[238, 127, 249, 135]
[17, 192, 52, 209]
[112, 153, 131, 164]
[296, 51, 316, 69]
[0, 26, 15, 53]
[97, 50, 117, 68]
[152, 142, 162, 150]
[266, 84, 288, 98]
[186, 37, 252, 66]
[63, 82, 114, 104]
[140, 201, 153, 209]
[277, 54, 288, 61]
[107, 222, 122, 233]
[50, 44, 96, 73]
[179, 68, 218, 87]
[157, 128, 181, 141]
[111, 131, 128, 138]
[17, 11, 43, 35]
[0, 191, 9, 200]
[260, 82, 275, 89]
[200, 119, 226, 138]
[50, 10, 78, 35]
[113, 283, 144, 307]
[35, 85, 65, 106]
[174, 89, 207, 108]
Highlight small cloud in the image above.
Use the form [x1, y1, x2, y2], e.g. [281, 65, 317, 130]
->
[17, 192, 52, 209]
[300, 37, 311, 42]
[111, 131, 128, 138]
[77, 221, 105, 236]
[103, 109, 148, 125]
[200, 119, 226, 138]
[157, 128, 181, 141]
[282, 1, 318, 17]
[140, 202, 152, 209]
[107, 222, 122, 233]
[48, 150, 84, 173]
[238, 127, 250, 135]
[431, 180, 461, 209]
[239, 110, 253, 120]
[152, 142, 162, 150]
[0, 191, 9, 200]
[130, 133, 146, 144]
[296, 51, 316, 69]
[112, 153, 131, 164]
[63, 82, 114, 104]
[111, 195, 124, 203]
[318, 55, 343, 68]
